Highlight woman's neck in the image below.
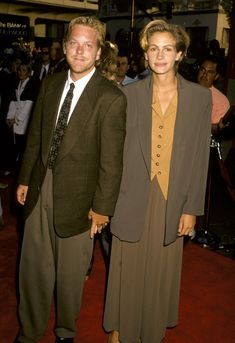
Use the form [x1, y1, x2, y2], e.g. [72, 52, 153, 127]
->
[152, 72, 177, 91]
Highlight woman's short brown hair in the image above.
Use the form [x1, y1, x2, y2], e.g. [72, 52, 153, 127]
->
[140, 19, 190, 59]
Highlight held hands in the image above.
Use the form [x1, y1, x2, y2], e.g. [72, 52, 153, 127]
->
[88, 209, 109, 239]
[178, 214, 196, 237]
[16, 185, 28, 205]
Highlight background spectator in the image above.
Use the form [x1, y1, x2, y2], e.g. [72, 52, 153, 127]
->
[116, 52, 136, 86]
[33, 44, 51, 81]
[197, 55, 230, 135]
[48, 40, 68, 74]
[6, 61, 40, 169]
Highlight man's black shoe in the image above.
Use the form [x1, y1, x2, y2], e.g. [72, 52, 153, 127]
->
[56, 338, 74, 343]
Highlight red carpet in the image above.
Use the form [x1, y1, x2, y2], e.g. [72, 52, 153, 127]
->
[1, 185, 235, 342]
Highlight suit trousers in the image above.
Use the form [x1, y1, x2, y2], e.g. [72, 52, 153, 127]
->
[17, 169, 93, 343]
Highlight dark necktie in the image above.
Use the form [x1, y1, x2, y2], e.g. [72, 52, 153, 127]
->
[48, 83, 75, 169]
[41, 66, 47, 80]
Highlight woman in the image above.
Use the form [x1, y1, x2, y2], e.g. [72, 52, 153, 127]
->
[98, 40, 119, 83]
[6, 61, 40, 167]
[103, 20, 212, 343]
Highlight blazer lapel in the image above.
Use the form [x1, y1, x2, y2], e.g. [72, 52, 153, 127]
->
[56, 71, 100, 163]
[168, 74, 190, 185]
[42, 73, 67, 166]
[138, 75, 153, 178]
[172, 75, 190, 150]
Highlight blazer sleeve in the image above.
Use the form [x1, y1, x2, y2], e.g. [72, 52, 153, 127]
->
[17, 80, 46, 185]
[182, 95, 212, 215]
[92, 91, 127, 216]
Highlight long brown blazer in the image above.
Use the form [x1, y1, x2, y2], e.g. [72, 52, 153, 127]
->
[18, 70, 127, 237]
[111, 73, 212, 245]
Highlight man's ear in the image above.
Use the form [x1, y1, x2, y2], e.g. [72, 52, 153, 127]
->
[63, 41, 66, 55]
[96, 47, 101, 61]
[214, 72, 220, 81]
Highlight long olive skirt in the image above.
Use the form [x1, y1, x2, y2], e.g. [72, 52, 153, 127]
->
[103, 178, 184, 343]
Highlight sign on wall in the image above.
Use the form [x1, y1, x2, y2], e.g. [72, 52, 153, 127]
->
[0, 14, 29, 41]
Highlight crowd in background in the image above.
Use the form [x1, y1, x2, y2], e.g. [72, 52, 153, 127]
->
[0, 32, 230, 205]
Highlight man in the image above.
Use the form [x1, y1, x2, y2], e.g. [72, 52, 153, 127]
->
[116, 52, 136, 86]
[48, 39, 68, 74]
[197, 55, 230, 134]
[15, 16, 126, 343]
[197, 56, 230, 239]
[33, 44, 51, 81]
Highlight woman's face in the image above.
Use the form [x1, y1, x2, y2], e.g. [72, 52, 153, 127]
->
[18, 65, 31, 81]
[145, 31, 182, 75]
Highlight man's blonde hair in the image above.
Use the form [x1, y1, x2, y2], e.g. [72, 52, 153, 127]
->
[64, 16, 106, 49]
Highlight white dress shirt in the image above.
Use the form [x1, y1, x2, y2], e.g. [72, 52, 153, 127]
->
[56, 68, 96, 124]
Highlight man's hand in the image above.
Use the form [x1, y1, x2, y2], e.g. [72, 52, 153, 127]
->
[178, 214, 196, 237]
[16, 185, 28, 205]
[88, 209, 109, 239]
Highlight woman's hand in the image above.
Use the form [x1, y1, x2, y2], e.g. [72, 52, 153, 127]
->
[178, 214, 196, 237]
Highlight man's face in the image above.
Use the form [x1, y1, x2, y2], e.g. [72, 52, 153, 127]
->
[197, 60, 218, 88]
[41, 47, 50, 64]
[116, 56, 129, 78]
[50, 42, 63, 62]
[64, 24, 101, 81]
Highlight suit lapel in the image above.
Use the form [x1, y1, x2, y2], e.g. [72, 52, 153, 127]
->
[56, 71, 100, 163]
[172, 75, 189, 152]
[42, 72, 67, 165]
[168, 74, 190, 186]
[137, 76, 153, 178]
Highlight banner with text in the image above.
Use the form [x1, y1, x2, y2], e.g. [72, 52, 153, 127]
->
[0, 14, 29, 41]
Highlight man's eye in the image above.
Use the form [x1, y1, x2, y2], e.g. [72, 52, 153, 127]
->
[69, 41, 76, 46]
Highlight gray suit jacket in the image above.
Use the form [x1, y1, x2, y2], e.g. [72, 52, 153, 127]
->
[111, 74, 212, 245]
[18, 70, 127, 237]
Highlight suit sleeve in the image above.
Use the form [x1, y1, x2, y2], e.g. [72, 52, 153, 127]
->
[92, 92, 127, 216]
[17, 81, 45, 185]
[182, 95, 212, 215]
